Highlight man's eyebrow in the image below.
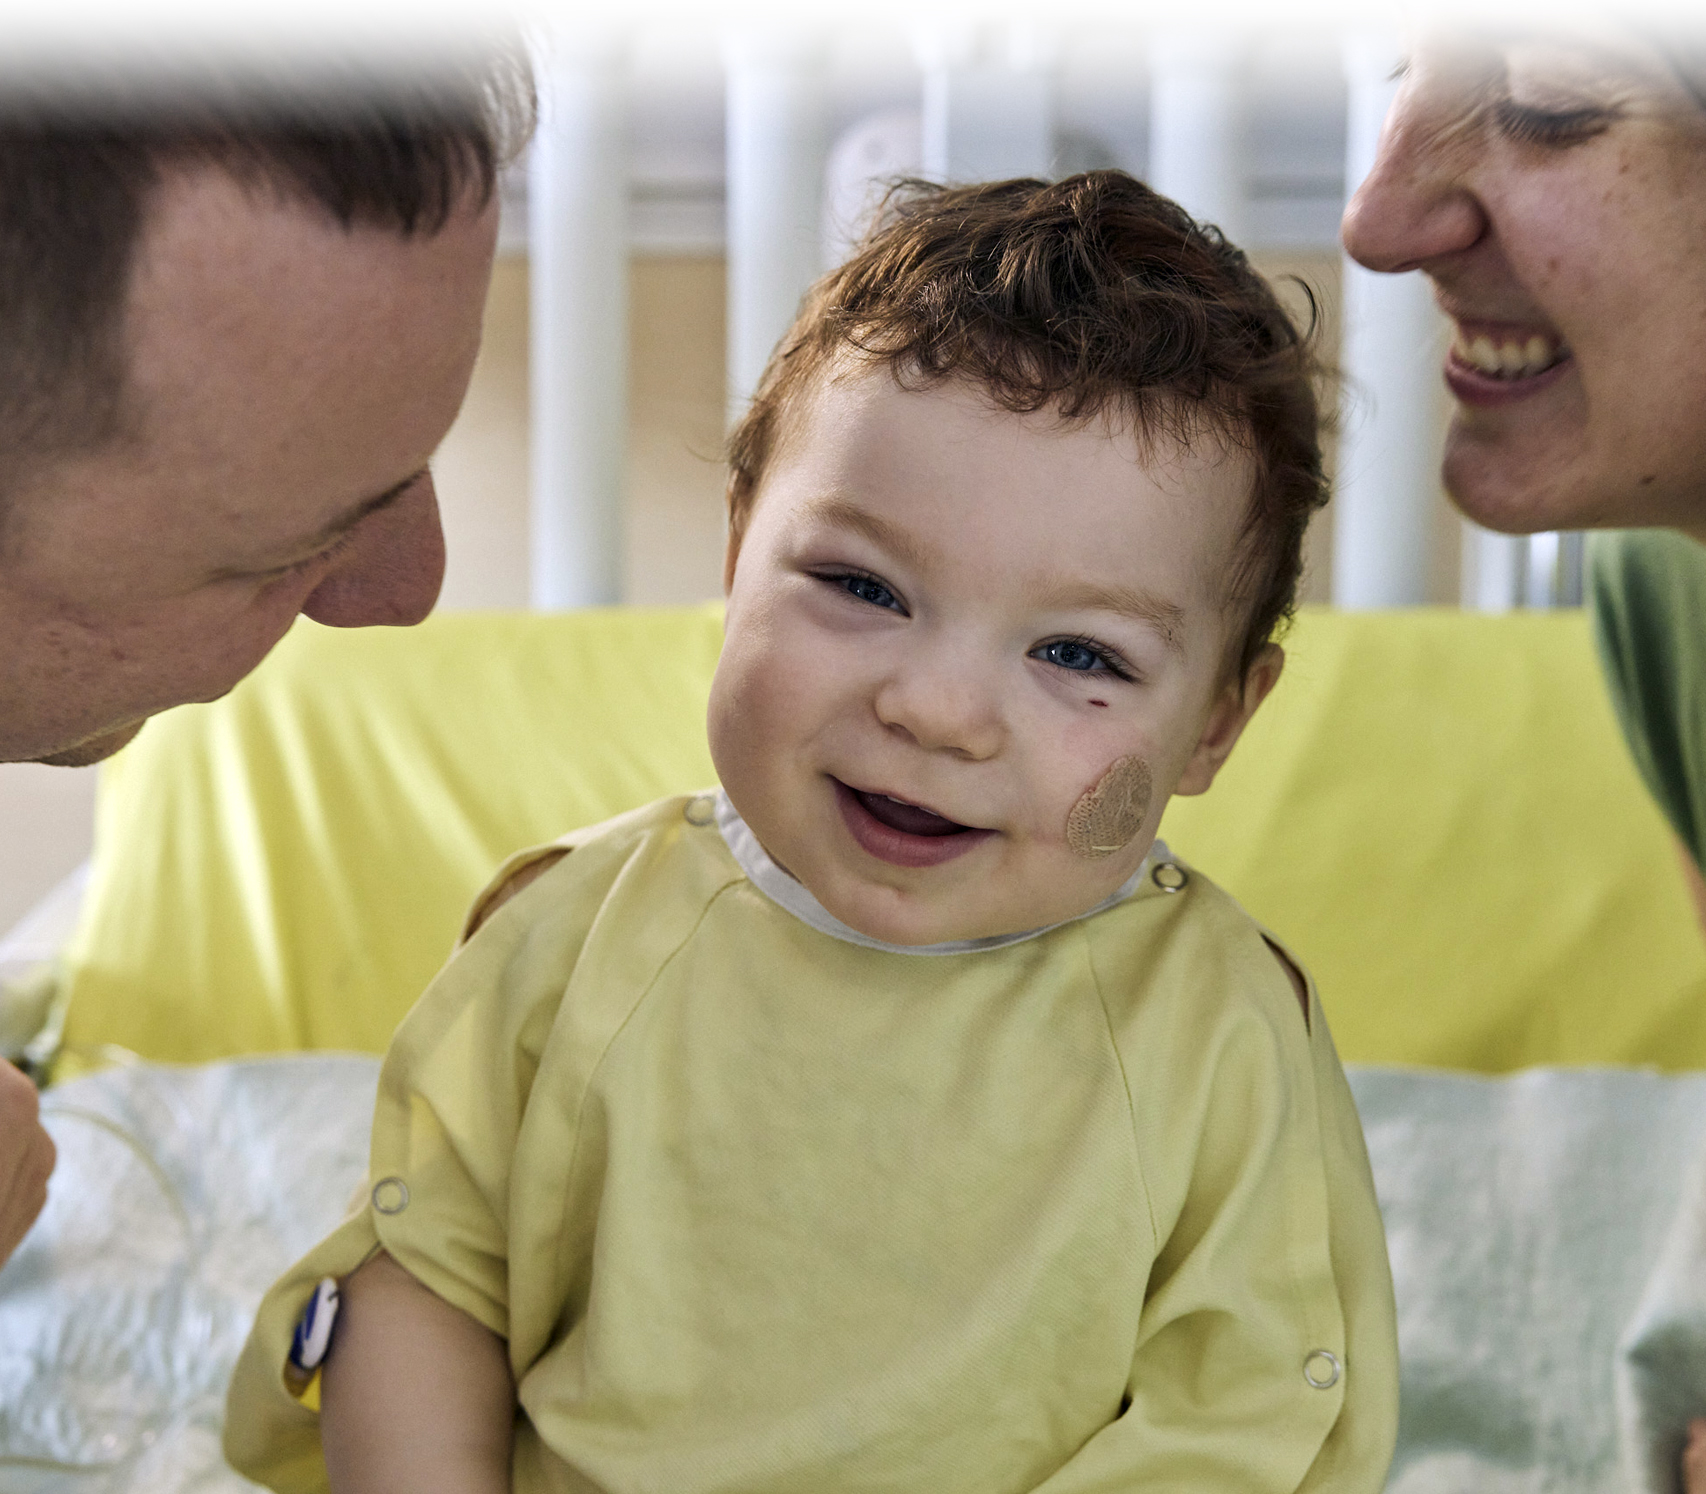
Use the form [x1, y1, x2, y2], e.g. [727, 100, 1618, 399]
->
[800, 496, 932, 572]
[1037, 579, 1189, 656]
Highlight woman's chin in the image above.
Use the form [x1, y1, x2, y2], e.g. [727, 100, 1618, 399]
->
[1444, 419, 1695, 538]
[1442, 419, 1601, 537]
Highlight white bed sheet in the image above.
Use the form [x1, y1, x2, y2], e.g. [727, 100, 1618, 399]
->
[0, 1056, 376, 1493]
[5, 1057, 1706, 1493]
[1354, 1067, 1706, 1494]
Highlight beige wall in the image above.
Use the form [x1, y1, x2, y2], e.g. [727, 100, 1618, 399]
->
[432, 255, 731, 613]
[1236, 250, 1458, 608]
[0, 765, 98, 940]
[431, 257, 532, 611]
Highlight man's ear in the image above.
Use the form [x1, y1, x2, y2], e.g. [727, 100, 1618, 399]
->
[1173, 643, 1284, 797]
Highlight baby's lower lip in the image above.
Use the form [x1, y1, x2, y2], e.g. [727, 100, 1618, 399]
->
[832, 779, 994, 869]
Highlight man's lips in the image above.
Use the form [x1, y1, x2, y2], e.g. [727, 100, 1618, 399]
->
[831, 778, 994, 869]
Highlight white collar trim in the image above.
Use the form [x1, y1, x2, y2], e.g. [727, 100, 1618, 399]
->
[713, 788, 1155, 957]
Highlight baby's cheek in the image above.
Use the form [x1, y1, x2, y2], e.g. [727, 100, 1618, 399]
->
[1064, 755, 1153, 859]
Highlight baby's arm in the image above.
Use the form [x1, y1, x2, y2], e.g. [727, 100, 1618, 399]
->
[320, 1249, 514, 1494]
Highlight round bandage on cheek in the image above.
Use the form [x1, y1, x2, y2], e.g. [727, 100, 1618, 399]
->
[1065, 754, 1153, 860]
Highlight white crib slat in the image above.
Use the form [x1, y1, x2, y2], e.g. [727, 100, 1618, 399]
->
[1333, 35, 1443, 610]
[916, 21, 1053, 187]
[529, 38, 629, 610]
[724, 32, 829, 425]
[1146, 32, 1249, 247]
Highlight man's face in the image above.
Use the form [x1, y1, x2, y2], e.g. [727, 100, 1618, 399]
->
[707, 367, 1279, 948]
[0, 163, 499, 765]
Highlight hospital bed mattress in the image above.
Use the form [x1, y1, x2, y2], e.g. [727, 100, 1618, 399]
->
[4, 1056, 1706, 1494]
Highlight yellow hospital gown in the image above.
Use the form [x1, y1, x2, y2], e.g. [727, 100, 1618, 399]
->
[225, 793, 1398, 1493]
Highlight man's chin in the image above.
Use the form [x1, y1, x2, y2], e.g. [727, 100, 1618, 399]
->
[34, 719, 147, 768]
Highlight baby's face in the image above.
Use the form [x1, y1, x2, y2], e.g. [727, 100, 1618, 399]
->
[708, 367, 1279, 946]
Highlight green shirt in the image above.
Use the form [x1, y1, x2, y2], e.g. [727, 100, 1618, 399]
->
[1589, 530, 1706, 870]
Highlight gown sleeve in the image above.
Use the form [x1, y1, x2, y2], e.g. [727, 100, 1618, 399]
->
[222, 837, 606, 1494]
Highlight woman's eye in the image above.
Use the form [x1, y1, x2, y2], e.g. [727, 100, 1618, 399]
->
[1493, 98, 1613, 148]
[1033, 638, 1130, 678]
[832, 572, 902, 611]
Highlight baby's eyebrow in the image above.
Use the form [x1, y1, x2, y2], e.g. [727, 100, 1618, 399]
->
[1039, 580, 1188, 655]
[801, 496, 932, 573]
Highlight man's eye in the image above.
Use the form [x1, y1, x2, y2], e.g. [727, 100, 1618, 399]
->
[1493, 98, 1614, 147]
[1032, 638, 1131, 678]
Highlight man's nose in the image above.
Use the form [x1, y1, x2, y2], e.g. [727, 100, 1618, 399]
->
[873, 652, 1006, 761]
[1341, 85, 1488, 275]
[301, 477, 447, 629]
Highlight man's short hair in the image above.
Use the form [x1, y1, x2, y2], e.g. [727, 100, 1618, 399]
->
[726, 171, 1329, 679]
[0, 49, 534, 485]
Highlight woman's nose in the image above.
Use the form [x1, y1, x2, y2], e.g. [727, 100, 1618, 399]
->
[874, 655, 1006, 761]
[1341, 78, 1489, 275]
[302, 476, 447, 629]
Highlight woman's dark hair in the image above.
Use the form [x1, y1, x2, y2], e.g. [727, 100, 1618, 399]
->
[727, 171, 1330, 679]
[0, 49, 534, 481]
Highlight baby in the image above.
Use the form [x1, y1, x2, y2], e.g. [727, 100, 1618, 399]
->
[225, 170, 1398, 1494]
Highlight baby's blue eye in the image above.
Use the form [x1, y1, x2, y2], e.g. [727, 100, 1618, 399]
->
[838, 573, 900, 610]
[1035, 639, 1106, 672]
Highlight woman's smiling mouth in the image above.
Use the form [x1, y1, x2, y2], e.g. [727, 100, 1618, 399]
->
[1444, 322, 1573, 406]
[832, 778, 996, 868]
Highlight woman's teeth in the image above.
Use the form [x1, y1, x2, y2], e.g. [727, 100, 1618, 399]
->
[1452, 330, 1567, 379]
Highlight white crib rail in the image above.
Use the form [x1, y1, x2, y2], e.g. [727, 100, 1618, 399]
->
[522, 22, 1546, 615]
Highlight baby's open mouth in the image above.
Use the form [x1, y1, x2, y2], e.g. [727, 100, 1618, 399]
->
[832, 779, 995, 869]
[845, 784, 972, 838]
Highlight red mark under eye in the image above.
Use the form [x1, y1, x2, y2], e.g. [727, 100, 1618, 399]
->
[1089, 699, 1109, 709]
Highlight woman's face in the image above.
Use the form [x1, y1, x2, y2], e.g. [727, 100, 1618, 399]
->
[1341, 30, 1706, 537]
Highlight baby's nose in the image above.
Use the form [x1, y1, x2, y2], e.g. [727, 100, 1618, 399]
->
[873, 661, 1006, 760]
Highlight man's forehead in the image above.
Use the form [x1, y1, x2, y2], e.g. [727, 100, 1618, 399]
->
[122, 166, 489, 473]
[4, 164, 493, 581]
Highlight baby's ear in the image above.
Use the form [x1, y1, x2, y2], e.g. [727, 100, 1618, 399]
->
[1173, 643, 1284, 797]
